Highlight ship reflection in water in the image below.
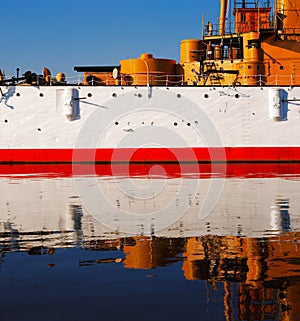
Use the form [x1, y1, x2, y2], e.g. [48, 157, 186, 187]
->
[1, 164, 300, 321]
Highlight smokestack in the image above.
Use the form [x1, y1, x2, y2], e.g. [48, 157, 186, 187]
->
[219, 0, 228, 35]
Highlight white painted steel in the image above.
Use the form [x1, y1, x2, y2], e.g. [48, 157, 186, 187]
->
[0, 85, 300, 148]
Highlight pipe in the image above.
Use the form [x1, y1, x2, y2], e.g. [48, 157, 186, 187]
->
[219, 0, 228, 35]
[139, 58, 151, 98]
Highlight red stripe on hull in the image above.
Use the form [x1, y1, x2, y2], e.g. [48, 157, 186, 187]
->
[0, 147, 300, 163]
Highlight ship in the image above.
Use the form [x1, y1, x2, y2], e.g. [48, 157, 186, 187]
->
[1, 0, 300, 163]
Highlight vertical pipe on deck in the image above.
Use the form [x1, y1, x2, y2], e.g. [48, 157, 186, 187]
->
[219, 0, 228, 35]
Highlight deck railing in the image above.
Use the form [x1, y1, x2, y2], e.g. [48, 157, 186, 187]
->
[2, 73, 300, 87]
[77, 73, 300, 87]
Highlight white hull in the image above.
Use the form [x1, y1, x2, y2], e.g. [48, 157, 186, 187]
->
[0, 85, 300, 162]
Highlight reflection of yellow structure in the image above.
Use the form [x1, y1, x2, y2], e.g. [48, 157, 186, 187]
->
[123, 236, 153, 269]
[1, 173, 300, 321]
[1, 228, 300, 319]
[120, 233, 300, 320]
[123, 236, 184, 269]
[181, 234, 300, 321]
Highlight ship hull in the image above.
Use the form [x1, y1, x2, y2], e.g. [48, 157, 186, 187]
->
[0, 85, 300, 163]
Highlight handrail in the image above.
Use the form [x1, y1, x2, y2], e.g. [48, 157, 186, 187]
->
[119, 73, 185, 86]
[204, 19, 275, 37]
[3, 73, 300, 87]
[236, 73, 300, 86]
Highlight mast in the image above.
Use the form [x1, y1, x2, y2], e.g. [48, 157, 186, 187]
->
[219, 0, 228, 35]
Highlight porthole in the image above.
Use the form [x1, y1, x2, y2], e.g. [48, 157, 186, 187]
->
[187, 122, 191, 126]
[235, 94, 240, 98]
[37, 128, 41, 131]
[4, 119, 8, 123]
[39, 93, 44, 97]
[112, 93, 117, 98]
[87, 93, 92, 97]
[138, 93, 142, 98]
[280, 65, 284, 70]
[174, 122, 178, 126]
[16, 93, 20, 97]
[177, 93, 181, 98]
[115, 121, 119, 125]
[204, 94, 209, 98]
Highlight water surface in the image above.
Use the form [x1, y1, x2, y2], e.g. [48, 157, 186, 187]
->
[0, 164, 300, 321]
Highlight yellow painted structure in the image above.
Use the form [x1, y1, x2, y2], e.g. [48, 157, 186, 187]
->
[180, 39, 206, 63]
[179, 0, 300, 86]
[75, 0, 300, 88]
[120, 53, 179, 86]
[219, 0, 228, 35]
[277, 0, 300, 37]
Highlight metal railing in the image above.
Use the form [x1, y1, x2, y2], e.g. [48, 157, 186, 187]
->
[84, 73, 300, 87]
[81, 73, 300, 87]
[3, 72, 300, 87]
[118, 73, 185, 86]
[235, 74, 300, 86]
[204, 19, 275, 36]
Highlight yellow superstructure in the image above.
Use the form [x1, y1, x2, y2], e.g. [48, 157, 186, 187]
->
[73, 0, 300, 88]
[180, 0, 300, 86]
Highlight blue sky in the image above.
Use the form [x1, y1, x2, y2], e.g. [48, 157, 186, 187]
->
[2, 0, 219, 79]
